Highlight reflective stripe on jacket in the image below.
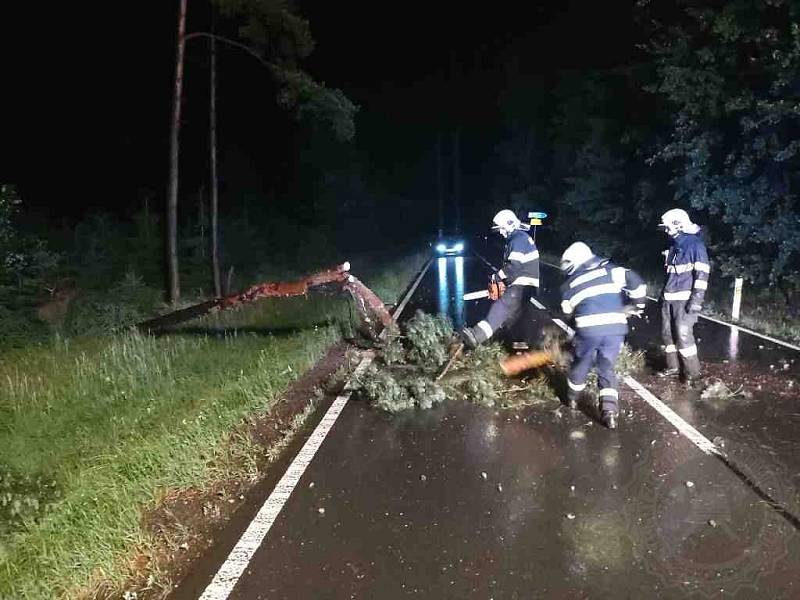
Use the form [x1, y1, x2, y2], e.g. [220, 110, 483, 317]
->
[662, 232, 709, 305]
[497, 230, 540, 287]
[560, 258, 646, 337]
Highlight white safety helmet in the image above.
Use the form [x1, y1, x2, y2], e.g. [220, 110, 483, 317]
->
[659, 208, 696, 237]
[491, 209, 521, 238]
[560, 242, 595, 275]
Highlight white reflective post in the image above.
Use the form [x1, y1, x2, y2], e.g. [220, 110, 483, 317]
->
[731, 277, 743, 322]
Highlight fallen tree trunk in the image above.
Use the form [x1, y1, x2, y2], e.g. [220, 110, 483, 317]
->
[136, 262, 394, 335]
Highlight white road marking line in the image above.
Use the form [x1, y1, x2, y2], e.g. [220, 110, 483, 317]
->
[552, 319, 572, 334]
[199, 375, 370, 600]
[529, 280, 723, 456]
[527, 260, 800, 525]
[199, 258, 432, 599]
[698, 314, 800, 353]
[530, 297, 547, 310]
[392, 257, 433, 319]
[622, 375, 721, 456]
[639, 294, 800, 352]
[530, 297, 574, 337]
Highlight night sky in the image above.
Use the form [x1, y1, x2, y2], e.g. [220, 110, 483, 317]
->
[0, 1, 634, 222]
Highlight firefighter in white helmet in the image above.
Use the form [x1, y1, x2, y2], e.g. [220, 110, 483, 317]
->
[460, 209, 540, 348]
[559, 241, 647, 429]
[657, 208, 710, 385]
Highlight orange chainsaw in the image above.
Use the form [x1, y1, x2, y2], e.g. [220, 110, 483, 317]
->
[487, 273, 506, 301]
[487, 274, 506, 301]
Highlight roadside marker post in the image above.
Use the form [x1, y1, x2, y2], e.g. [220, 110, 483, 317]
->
[731, 277, 743, 322]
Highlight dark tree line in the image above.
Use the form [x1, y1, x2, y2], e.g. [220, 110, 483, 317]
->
[488, 0, 800, 298]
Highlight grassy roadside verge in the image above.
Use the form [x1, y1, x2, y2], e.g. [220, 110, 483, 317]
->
[0, 251, 428, 599]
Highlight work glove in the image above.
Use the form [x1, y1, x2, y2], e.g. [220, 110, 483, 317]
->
[625, 304, 645, 318]
[686, 302, 702, 314]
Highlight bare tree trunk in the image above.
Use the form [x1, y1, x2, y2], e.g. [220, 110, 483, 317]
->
[198, 184, 206, 259]
[210, 29, 222, 297]
[436, 131, 443, 238]
[166, 0, 188, 304]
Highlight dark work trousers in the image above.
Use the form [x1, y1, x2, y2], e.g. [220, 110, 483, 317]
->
[567, 334, 625, 414]
[660, 299, 701, 378]
[472, 285, 536, 343]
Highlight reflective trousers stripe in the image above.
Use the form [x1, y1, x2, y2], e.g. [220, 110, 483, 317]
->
[511, 276, 540, 287]
[628, 284, 647, 298]
[663, 290, 691, 301]
[476, 320, 493, 338]
[567, 379, 586, 392]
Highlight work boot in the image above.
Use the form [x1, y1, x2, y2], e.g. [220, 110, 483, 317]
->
[655, 367, 679, 378]
[684, 374, 706, 392]
[601, 410, 618, 430]
[459, 327, 479, 350]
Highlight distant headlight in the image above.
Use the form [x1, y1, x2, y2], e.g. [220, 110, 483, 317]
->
[454, 242, 464, 252]
[436, 243, 446, 253]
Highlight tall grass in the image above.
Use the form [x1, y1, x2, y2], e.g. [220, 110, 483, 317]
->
[0, 251, 427, 598]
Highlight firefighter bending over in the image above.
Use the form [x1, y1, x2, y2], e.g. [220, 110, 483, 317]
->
[460, 209, 540, 348]
[559, 242, 646, 430]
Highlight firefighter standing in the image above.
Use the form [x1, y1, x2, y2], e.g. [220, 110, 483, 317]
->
[460, 209, 540, 348]
[657, 208, 710, 385]
[559, 242, 647, 430]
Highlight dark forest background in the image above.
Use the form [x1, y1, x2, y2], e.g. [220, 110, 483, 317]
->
[2, 0, 799, 342]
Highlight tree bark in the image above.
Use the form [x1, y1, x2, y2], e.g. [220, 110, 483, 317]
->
[166, 0, 187, 304]
[209, 28, 222, 297]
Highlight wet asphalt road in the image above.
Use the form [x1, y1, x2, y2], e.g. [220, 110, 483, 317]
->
[175, 254, 800, 599]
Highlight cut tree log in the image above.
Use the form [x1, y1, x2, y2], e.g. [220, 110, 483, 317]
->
[499, 349, 555, 376]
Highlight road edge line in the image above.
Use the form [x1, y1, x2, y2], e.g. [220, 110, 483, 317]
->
[530, 269, 800, 527]
[530, 280, 723, 456]
[198, 256, 432, 599]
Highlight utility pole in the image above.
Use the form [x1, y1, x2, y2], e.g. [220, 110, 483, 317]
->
[436, 131, 444, 238]
[452, 126, 461, 234]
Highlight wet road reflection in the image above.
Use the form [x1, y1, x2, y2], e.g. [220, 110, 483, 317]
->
[436, 256, 466, 330]
[728, 327, 739, 361]
[221, 399, 799, 599]
[174, 254, 800, 599]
